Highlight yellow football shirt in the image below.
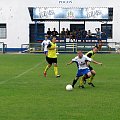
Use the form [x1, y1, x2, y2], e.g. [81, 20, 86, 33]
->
[47, 42, 57, 58]
[85, 50, 95, 59]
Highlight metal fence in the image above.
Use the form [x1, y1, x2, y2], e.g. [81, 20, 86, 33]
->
[21, 42, 117, 53]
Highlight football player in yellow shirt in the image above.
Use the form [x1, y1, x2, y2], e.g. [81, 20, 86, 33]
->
[43, 36, 60, 78]
[79, 46, 99, 87]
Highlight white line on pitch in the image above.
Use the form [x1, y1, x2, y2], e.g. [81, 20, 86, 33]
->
[0, 62, 42, 85]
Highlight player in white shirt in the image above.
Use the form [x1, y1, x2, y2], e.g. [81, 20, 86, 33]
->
[41, 35, 51, 55]
[67, 50, 102, 88]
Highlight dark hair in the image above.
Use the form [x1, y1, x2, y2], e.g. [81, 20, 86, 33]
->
[94, 45, 99, 49]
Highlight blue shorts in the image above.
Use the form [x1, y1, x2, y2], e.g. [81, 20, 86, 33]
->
[44, 51, 48, 54]
[76, 68, 90, 77]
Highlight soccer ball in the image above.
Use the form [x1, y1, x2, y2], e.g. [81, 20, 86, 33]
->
[66, 84, 73, 91]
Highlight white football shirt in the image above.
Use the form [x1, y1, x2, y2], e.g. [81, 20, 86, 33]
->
[41, 39, 51, 52]
[72, 54, 92, 69]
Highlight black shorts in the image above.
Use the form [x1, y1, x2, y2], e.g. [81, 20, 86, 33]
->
[88, 65, 93, 71]
[46, 56, 57, 65]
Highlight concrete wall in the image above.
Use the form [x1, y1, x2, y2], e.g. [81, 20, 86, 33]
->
[0, 0, 120, 48]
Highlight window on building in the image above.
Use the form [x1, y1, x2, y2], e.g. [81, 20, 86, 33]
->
[101, 24, 112, 39]
[0, 24, 7, 39]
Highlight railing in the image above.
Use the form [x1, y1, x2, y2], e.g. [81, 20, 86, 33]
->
[21, 42, 116, 53]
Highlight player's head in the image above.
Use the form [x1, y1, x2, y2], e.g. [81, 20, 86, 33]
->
[45, 35, 48, 40]
[51, 36, 56, 43]
[77, 50, 83, 58]
[93, 46, 99, 53]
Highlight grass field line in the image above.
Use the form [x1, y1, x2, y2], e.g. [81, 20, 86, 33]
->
[14, 62, 41, 79]
[0, 62, 42, 85]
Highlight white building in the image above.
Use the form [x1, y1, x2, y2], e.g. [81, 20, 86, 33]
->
[0, 0, 120, 50]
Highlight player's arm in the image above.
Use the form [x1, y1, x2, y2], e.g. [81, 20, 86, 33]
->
[92, 60, 102, 65]
[47, 43, 51, 48]
[85, 60, 91, 66]
[47, 43, 55, 50]
[47, 43, 56, 50]
[41, 41, 44, 50]
[86, 55, 102, 65]
[67, 61, 74, 65]
[67, 57, 77, 65]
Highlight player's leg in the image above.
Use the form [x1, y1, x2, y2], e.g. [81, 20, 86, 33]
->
[44, 64, 52, 77]
[53, 58, 60, 78]
[79, 73, 91, 87]
[72, 77, 79, 88]
[44, 56, 52, 77]
[88, 70, 96, 83]
[88, 70, 96, 87]
[86, 71, 92, 78]
[79, 69, 91, 88]
[72, 69, 82, 88]
[79, 74, 87, 86]
[54, 63, 60, 78]
[88, 66, 96, 87]
[79, 75, 86, 88]
[85, 65, 96, 86]
[80, 65, 92, 85]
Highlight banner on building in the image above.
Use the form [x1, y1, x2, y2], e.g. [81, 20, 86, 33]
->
[33, 7, 109, 20]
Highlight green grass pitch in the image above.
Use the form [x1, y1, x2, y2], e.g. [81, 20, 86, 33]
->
[0, 53, 120, 120]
